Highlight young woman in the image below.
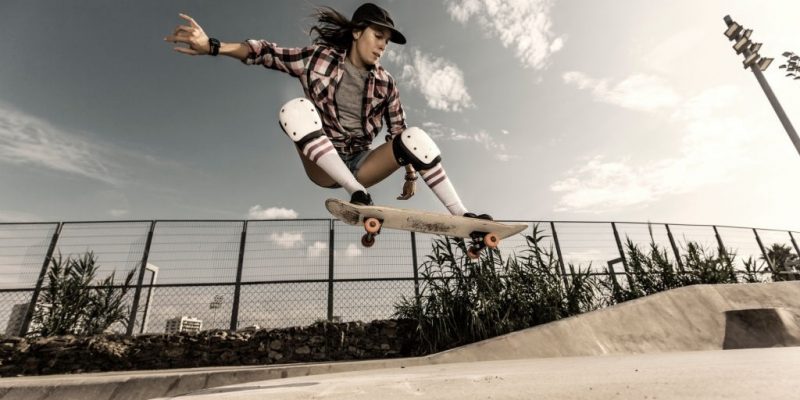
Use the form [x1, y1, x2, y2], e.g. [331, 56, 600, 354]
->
[165, 3, 490, 220]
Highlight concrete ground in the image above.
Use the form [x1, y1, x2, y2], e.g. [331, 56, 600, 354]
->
[150, 347, 800, 400]
[2, 282, 799, 400]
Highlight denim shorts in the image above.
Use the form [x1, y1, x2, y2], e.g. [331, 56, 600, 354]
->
[341, 149, 371, 175]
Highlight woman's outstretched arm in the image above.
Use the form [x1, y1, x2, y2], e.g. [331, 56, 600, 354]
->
[164, 13, 249, 60]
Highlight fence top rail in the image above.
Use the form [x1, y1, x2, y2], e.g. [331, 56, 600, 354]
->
[0, 222, 60, 226]
[1, 219, 797, 234]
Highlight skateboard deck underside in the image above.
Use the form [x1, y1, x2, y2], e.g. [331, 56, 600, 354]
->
[325, 198, 527, 239]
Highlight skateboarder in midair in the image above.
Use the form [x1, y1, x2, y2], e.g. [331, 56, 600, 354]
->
[165, 3, 489, 220]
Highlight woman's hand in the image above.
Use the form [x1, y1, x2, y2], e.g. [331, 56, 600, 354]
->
[164, 13, 211, 55]
[397, 179, 416, 200]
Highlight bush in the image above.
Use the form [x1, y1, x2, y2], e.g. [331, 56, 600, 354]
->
[31, 251, 135, 337]
[395, 225, 601, 353]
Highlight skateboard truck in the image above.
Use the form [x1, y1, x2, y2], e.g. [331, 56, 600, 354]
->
[361, 217, 383, 247]
[466, 231, 500, 259]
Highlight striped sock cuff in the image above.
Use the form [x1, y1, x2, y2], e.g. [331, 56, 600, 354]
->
[421, 165, 446, 188]
[302, 136, 336, 163]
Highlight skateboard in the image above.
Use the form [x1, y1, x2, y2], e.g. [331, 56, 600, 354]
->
[325, 198, 528, 259]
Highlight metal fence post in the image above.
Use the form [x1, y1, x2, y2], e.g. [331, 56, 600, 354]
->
[611, 223, 629, 270]
[549, 222, 569, 290]
[410, 231, 420, 304]
[126, 221, 156, 336]
[327, 220, 335, 321]
[665, 224, 684, 272]
[713, 226, 728, 257]
[230, 221, 248, 331]
[20, 222, 62, 336]
[611, 223, 633, 287]
[789, 231, 800, 258]
[754, 229, 773, 270]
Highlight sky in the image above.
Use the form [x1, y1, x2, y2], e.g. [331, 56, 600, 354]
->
[2, 0, 800, 232]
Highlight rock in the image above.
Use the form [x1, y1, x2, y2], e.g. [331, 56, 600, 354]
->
[295, 346, 311, 355]
[268, 351, 283, 361]
[310, 336, 325, 345]
[269, 340, 283, 350]
[219, 351, 238, 363]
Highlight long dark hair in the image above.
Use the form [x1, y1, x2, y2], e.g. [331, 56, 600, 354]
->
[309, 6, 365, 50]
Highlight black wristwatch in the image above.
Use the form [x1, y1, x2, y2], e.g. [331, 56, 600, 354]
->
[208, 38, 221, 56]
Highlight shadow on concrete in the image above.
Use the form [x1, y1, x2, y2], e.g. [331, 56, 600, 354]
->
[723, 308, 800, 349]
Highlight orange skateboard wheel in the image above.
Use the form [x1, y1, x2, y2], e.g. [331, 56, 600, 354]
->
[484, 233, 500, 249]
[467, 246, 481, 260]
[364, 217, 381, 234]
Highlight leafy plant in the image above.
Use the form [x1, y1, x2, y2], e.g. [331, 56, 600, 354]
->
[395, 225, 600, 354]
[762, 243, 799, 281]
[31, 251, 135, 337]
[680, 242, 738, 285]
[738, 256, 765, 283]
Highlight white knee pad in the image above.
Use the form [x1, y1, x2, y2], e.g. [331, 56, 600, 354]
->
[392, 127, 442, 170]
[278, 98, 324, 146]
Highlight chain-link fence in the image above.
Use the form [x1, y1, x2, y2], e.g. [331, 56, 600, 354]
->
[1, 219, 798, 336]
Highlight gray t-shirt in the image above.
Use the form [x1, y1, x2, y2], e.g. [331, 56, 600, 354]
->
[336, 60, 370, 139]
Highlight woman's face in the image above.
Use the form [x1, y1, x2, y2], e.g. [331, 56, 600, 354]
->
[351, 25, 391, 67]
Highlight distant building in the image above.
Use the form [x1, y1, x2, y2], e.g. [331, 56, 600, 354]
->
[165, 316, 203, 334]
[5, 303, 28, 336]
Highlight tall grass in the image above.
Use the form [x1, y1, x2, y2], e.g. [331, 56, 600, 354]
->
[395, 225, 600, 354]
[397, 224, 792, 353]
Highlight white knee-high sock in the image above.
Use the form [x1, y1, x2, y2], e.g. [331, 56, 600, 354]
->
[301, 136, 366, 195]
[420, 164, 467, 215]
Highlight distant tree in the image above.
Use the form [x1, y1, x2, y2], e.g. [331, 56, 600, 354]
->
[762, 243, 799, 281]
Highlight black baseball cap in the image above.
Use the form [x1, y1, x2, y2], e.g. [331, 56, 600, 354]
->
[351, 3, 406, 45]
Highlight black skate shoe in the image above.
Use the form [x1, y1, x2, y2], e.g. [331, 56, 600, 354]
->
[463, 212, 493, 221]
[350, 190, 373, 206]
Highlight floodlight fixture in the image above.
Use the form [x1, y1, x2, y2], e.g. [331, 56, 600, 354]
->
[723, 15, 800, 159]
[724, 22, 742, 40]
[743, 53, 759, 68]
[757, 57, 773, 71]
[734, 37, 750, 54]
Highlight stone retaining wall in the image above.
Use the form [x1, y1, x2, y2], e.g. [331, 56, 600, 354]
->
[0, 319, 419, 377]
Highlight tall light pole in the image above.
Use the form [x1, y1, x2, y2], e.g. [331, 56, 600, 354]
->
[724, 15, 800, 158]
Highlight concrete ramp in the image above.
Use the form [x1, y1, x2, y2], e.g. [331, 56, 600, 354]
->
[430, 282, 800, 363]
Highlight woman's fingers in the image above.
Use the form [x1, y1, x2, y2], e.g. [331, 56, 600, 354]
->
[178, 13, 201, 29]
[173, 25, 193, 37]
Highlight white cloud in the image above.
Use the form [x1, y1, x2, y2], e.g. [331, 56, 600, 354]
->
[386, 48, 473, 112]
[270, 232, 304, 248]
[345, 243, 362, 257]
[248, 205, 298, 219]
[550, 86, 758, 213]
[550, 85, 758, 213]
[422, 121, 514, 161]
[109, 209, 129, 217]
[0, 104, 117, 184]
[563, 72, 681, 112]
[307, 241, 327, 257]
[445, 0, 565, 70]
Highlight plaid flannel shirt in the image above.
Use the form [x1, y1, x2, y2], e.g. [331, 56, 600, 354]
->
[242, 40, 407, 156]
